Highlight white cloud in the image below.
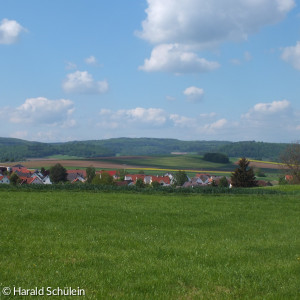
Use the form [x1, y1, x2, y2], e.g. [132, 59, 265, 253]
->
[251, 99, 290, 115]
[85, 55, 98, 66]
[183, 86, 204, 102]
[10, 97, 75, 126]
[0, 19, 26, 44]
[98, 107, 167, 128]
[138, 0, 295, 46]
[166, 96, 176, 101]
[281, 41, 300, 70]
[169, 114, 196, 127]
[204, 119, 228, 131]
[139, 43, 220, 74]
[62, 71, 108, 94]
[65, 61, 77, 70]
[137, 0, 294, 74]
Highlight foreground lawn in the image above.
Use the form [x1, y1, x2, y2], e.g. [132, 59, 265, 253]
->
[0, 191, 299, 299]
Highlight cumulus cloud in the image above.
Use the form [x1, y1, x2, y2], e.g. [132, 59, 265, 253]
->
[65, 61, 77, 70]
[98, 107, 167, 128]
[139, 43, 220, 74]
[183, 86, 204, 102]
[281, 41, 300, 70]
[244, 99, 291, 119]
[85, 55, 98, 66]
[137, 0, 294, 73]
[169, 114, 196, 127]
[62, 71, 108, 94]
[204, 119, 228, 131]
[0, 19, 26, 44]
[138, 0, 295, 46]
[10, 97, 75, 126]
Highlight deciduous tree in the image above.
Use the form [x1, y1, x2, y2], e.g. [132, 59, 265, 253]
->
[49, 163, 67, 184]
[280, 141, 300, 184]
[86, 166, 96, 183]
[174, 170, 188, 186]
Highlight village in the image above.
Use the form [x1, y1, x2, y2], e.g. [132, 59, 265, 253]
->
[0, 164, 242, 187]
[0, 163, 276, 187]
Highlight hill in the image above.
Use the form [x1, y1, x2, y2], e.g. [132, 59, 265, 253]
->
[0, 137, 288, 162]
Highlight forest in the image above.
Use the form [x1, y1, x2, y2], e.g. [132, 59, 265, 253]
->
[0, 137, 289, 162]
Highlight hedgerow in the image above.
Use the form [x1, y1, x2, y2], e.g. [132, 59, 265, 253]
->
[0, 184, 288, 195]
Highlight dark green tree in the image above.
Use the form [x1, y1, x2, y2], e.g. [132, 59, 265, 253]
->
[135, 178, 145, 188]
[231, 158, 257, 187]
[100, 172, 114, 185]
[151, 181, 160, 188]
[174, 170, 188, 186]
[49, 163, 67, 184]
[10, 173, 20, 185]
[92, 172, 114, 185]
[116, 169, 128, 181]
[86, 166, 96, 183]
[218, 176, 229, 188]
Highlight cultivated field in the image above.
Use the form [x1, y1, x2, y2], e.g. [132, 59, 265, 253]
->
[1, 189, 299, 299]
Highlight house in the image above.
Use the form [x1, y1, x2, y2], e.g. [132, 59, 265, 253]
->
[195, 174, 211, 185]
[66, 170, 87, 182]
[285, 175, 293, 182]
[0, 175, 10, 184]
[124, 174, 145, 183]
[12, 165, 33, 178]
[19, 176, 43, 185]
[124, 174, 171, 186]
[151, 176, 171, 186]
[42, 175, 52, 185]
[98, 170, 119, 180]
[164, 173, 175, 184]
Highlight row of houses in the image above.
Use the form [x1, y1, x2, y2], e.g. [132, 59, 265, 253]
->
[0, 164, 273, 187]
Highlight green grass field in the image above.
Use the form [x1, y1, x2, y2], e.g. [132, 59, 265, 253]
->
[93, 155, 237, 171]
[1, 190, 299, 299]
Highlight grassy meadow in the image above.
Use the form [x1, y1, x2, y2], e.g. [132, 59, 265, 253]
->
[92, 154, 237, 171]
[1, 189, 300, 299]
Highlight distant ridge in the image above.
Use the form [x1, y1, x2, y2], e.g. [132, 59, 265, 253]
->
[0, 137, 288, 162]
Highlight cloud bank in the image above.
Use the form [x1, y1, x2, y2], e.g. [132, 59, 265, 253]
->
[138, 0, 295, 73]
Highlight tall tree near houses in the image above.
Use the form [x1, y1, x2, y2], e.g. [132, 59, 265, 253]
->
[231, 158, 258, 187]
[280, 141, 300, 184]
[49, 163, 67, 184]
[86, 166, 96, 183]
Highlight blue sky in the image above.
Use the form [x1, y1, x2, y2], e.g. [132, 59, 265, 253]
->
[1, 0, 300, 143]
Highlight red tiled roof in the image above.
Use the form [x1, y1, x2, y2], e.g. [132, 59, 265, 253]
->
[99, 170, 117, 177]
[12, 167, 32, 173]
[151, 176, 170, 184]
[285, 175, 293, 181]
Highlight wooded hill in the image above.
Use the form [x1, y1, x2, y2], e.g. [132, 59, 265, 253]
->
[0, 137, 288, 162]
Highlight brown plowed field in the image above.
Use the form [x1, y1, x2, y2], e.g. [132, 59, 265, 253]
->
[9, 159, 142, 170]
[249, 161, 285, 170]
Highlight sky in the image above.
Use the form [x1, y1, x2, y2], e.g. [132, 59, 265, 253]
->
[1, 0, 300, 143]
